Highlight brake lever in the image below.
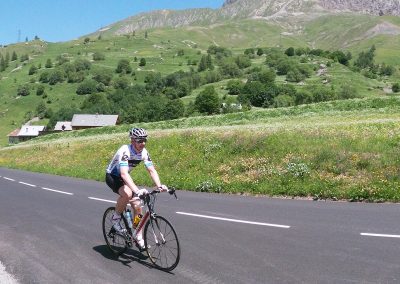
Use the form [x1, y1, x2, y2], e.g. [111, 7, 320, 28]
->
[168, 187, 178, 200]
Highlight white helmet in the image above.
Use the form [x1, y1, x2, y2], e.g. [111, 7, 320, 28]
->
[129, 128, 148, 139]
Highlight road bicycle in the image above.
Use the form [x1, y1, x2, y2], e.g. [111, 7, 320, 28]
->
[102, 188, 180, 271]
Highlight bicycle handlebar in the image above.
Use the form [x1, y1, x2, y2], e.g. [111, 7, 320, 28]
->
[139, 187, 178, 200]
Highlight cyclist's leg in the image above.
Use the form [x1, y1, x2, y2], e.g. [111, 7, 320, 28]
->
[129, 196, 142, 218]
[129, 196, 145, 248]
[116, 185, 133, 214]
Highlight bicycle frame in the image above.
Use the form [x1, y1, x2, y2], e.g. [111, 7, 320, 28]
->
[131, 210, 150, 238]
[103, 187, 180, 271]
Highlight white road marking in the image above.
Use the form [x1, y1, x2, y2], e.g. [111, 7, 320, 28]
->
[88, 197, 116, 204]
[3, 177, 15, 181]
[176, 212, 291, 228]
[19, 181, 37, 187]
[41, 187, 74, 195]
[361, 233, 400, 239]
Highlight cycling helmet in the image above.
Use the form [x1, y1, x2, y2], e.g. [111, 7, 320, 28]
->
[129, 127, 148, 139]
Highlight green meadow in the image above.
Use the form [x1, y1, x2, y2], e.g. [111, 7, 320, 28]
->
[1, 96, 399, 202]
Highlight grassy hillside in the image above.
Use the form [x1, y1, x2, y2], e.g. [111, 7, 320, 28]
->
[1, 16, 400, 146]
[1, 97, 399, 202]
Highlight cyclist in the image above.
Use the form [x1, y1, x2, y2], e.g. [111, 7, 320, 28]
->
[105, 127, 167, 249]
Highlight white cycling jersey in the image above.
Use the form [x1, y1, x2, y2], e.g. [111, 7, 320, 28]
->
[106, 144, 153, 176]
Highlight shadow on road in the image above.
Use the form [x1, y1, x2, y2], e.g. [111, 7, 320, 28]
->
[92, 245, 174, 274]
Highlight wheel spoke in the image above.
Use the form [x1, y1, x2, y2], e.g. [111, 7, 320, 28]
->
[102, 207, 129, 256]
[144, 216, 180, 271]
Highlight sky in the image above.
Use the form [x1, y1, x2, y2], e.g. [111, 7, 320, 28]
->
[0, 0, 225, 46]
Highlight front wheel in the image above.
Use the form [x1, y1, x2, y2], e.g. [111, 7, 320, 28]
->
[102, 207, 129, 256]
[144, 215, 180, 271]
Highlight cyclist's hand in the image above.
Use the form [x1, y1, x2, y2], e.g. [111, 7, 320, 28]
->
[158, 184, 168, 192]
[137, 188, 148, 197]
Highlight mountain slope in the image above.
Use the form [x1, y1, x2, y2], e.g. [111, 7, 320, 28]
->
[92, 0, 400, 38]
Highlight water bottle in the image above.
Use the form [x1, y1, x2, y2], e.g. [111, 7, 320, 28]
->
[133, 214, 142, 228]
[125, 209, 133, 228]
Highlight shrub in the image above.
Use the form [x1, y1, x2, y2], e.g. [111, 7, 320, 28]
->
[76, 79, 97, 95]
[17, 84, 30, 96]
[93, 52, 105, 61]
[36, 85, 45, 96]
[392, 83, 400, 93]
[116, 59, 132, 73]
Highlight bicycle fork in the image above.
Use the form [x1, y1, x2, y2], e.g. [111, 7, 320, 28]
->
[149, 215, 166, 245]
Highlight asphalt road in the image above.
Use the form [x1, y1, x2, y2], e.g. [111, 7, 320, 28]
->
[0, 167, 400, 284]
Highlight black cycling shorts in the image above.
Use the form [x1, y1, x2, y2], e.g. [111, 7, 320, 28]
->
[105, 173, 124, 194]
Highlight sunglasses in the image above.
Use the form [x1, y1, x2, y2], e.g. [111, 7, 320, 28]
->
[134, 138, 147, 143]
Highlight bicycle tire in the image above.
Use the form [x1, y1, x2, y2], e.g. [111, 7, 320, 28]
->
[144, 215, 180, 271]
[102, 207, 129, 256]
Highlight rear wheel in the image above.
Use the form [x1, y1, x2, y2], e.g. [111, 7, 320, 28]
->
[102, 207, 129, 256]
[144, 215, 180, 271]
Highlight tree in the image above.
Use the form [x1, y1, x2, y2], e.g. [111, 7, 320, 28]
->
[116, 59, 132, 73]
[28, 64, 38, 75]
[76, 79, 97, 95]
[198, 55, 208, 72]
[81, 93, 111, 113]
[45, 58, 53, 68]
[145, 31, 148, 39]
[380, 64, 395, 76]
[244, 48, 255, 55]
[235, 55, 252, 69]
[273, 95, 295, 107]
[354, 46, 376, 69]
[242, 81, 268, 107]
[144, 72, 164, 94]
[163, 99, 185, 120]
[330, 50, 350, 66]
[0, 56, 6, 72]
[248, 69, 276, 84]
[48, 69, 65, 85]
[84, 37, 90, 44]
[206, 54, 214, 70]
[257, 48, 264, 56]
[139, 58, 146, 67]
[195, 86, 221, 115]
[286, 68, 305, 83]
[113, 76, 130, 90]
[220, 59, 241, 77]
[93, 69, 113, 86]
[226, 80, 244, 95]
[39, 71, 50, 83]
[36, 102, 47, 118]
[11, 51, 17, 61]
[74, 59, 91, 71]
[338, 84, 359, 99]
[47, 106, 80, 129]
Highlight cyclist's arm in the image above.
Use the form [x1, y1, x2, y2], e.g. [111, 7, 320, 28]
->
[146, 165, 162, 189]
